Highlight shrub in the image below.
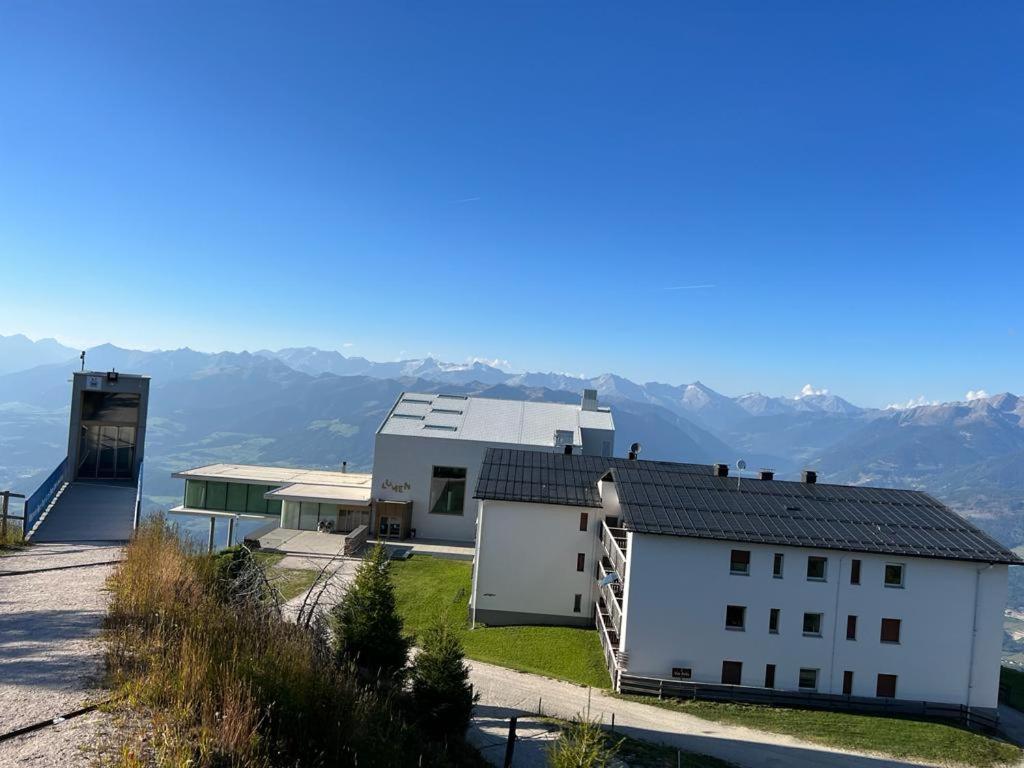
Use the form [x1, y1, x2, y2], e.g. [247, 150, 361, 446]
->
[547, 717, 622, 768]
[410, 621, 478, 741]
[330, 543, 410, 679]
[104, 519, 478, 767]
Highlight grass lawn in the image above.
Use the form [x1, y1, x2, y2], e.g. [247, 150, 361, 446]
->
[620, 696, 1021, 768]
[1001, 666, 1024, 711]
[390, 555, 610, 689]
[271, 568, 320, 601]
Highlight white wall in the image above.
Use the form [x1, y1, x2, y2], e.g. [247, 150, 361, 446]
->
[372, 432, 506, 541]
[620, 534, 1007, 708]
[472, 499, 602, 625]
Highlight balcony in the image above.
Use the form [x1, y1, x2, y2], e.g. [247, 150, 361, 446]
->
[600, 520, 628, 578]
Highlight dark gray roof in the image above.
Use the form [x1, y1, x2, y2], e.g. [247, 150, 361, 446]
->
[474, 448, 1021, 565]
[474, 448, 708, 509]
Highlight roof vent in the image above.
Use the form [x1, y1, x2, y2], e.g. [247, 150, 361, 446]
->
[628, 442, 641, 461]
[759, 469, 774, 481]
[802, 470, 817, 484]
[713, 463, 729, 478]
[581, 389, 599, 412]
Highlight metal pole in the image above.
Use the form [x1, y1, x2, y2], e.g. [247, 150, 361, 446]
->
[208, 516, 216, 553]
[227, 516, 236, 547]
[502, 716, 517, 768]
[1, 491, 8, 540]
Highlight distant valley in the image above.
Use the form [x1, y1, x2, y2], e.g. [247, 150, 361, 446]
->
[1, 332, 1022, 597]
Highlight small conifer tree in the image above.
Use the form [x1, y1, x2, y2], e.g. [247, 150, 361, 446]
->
[330, 543, 410, 679]
[409, 621, 477, 741]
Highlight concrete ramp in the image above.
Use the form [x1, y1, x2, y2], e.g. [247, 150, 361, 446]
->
[31, 482, 137, 543]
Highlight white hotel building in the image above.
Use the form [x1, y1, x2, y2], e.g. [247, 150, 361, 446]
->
[472, 448, 1020, 713]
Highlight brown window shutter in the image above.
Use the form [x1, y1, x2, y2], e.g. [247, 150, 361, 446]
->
[880, 618, 901, 643]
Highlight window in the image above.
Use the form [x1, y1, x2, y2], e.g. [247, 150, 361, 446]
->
[246, 483, 269, 514]
[798, 668, 819, 690]
[721, 660, 742, 685]
[764, 664, 776, 688]
[579, 512, 589, 532]
[880, 618, 901, 644]
[769, 608, 780, 634]
[884, 563, 905, 588]
[184, 479, 206, 508]
[573, 594, 582, 613]
[842, 670, 854, 695]
[725, 605, 746, 630]
[576, 553, 586, 572]
[846, 615, 857, 640]
[730, 549, 750, 575]
[226, 482, 247, 513]
[802, 612, 823, 636]
[876, 674, 898, 698]
[772, 553, 784, 578]
[850, 559, 861, 585]
[806, 556, 827, 581]
[206, 481, 228, 511]
[429, 466, 467, 515]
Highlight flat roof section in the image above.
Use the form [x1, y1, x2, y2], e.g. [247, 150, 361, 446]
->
[264, 482, 372, 507]
[378, 392, 614, 447]
[173, 463, 372, 489]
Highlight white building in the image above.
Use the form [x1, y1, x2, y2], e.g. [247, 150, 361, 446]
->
[372, 390, 615, 542]
[172, 463, 373, 533]
[472, 449, 1020, 712]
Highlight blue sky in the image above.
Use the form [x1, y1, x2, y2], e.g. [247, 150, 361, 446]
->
[1, 2, 1021, 407]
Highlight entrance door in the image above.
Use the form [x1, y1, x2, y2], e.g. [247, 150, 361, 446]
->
[77, 424, 136, 480]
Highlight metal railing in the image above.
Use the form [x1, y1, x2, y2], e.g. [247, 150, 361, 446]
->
[600, 520, 628, 577]
[132, 460, 144, 531]
[600, 578, 623, 633]
[24, 458, 67, 534]
[618, 674, 1000, 732]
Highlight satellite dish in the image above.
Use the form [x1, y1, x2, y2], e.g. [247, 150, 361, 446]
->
[736, 459, 747, 471]
[630, 442, 642, 455]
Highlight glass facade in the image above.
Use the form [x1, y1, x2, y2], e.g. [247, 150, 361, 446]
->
[183, 479, 282, 516]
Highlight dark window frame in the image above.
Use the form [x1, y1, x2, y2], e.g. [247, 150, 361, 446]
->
[730, 549, 751, 575]
[576, 552, 586, 572]
[842, 670, 854, 695]
[798, 668, 819, 690]
[764, 664, 776, 688]
[769, 608, 780, 634]
[876, 674, 898, 698]
[806, 556, 828, 581]
[884, 563, 905, 588]
[725, 604, 746, 631]
[880, 618, 901, 644]
[573, 594, 582, 613]
[721, 660, 743, 685]
[772, 553, 784, 578]
[579, 512, 589, 532]
[802, 612, 823, 637]
[850, 559, 861, 585]
[846, 615, 857, 640]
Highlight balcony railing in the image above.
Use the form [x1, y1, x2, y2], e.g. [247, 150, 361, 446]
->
[600, 520, 628, 578]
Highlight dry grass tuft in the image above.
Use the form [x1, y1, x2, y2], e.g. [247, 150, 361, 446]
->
[102, 518, 484, 767]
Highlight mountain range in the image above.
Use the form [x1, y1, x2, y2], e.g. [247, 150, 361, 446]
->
[0, 333, 1021, 546]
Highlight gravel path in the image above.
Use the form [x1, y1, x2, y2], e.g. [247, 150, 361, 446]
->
[466, 659, 947, 768]
[0, 543, 120, 767]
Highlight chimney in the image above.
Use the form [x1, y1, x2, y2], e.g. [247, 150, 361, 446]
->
[802, 470, 817, 484]
[713, 463, 729, 478]
[581, 388, 598, 412]
[759, 469, 775, 481]
[563, 444, 573, 455]
[341, 461, 347, 473]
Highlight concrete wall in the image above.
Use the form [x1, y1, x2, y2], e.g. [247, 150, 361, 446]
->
[619, 533, 1008, 708]
[472, 499, 602, 626]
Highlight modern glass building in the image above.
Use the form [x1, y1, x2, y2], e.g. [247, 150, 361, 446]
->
[172, 463, 373, 533]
